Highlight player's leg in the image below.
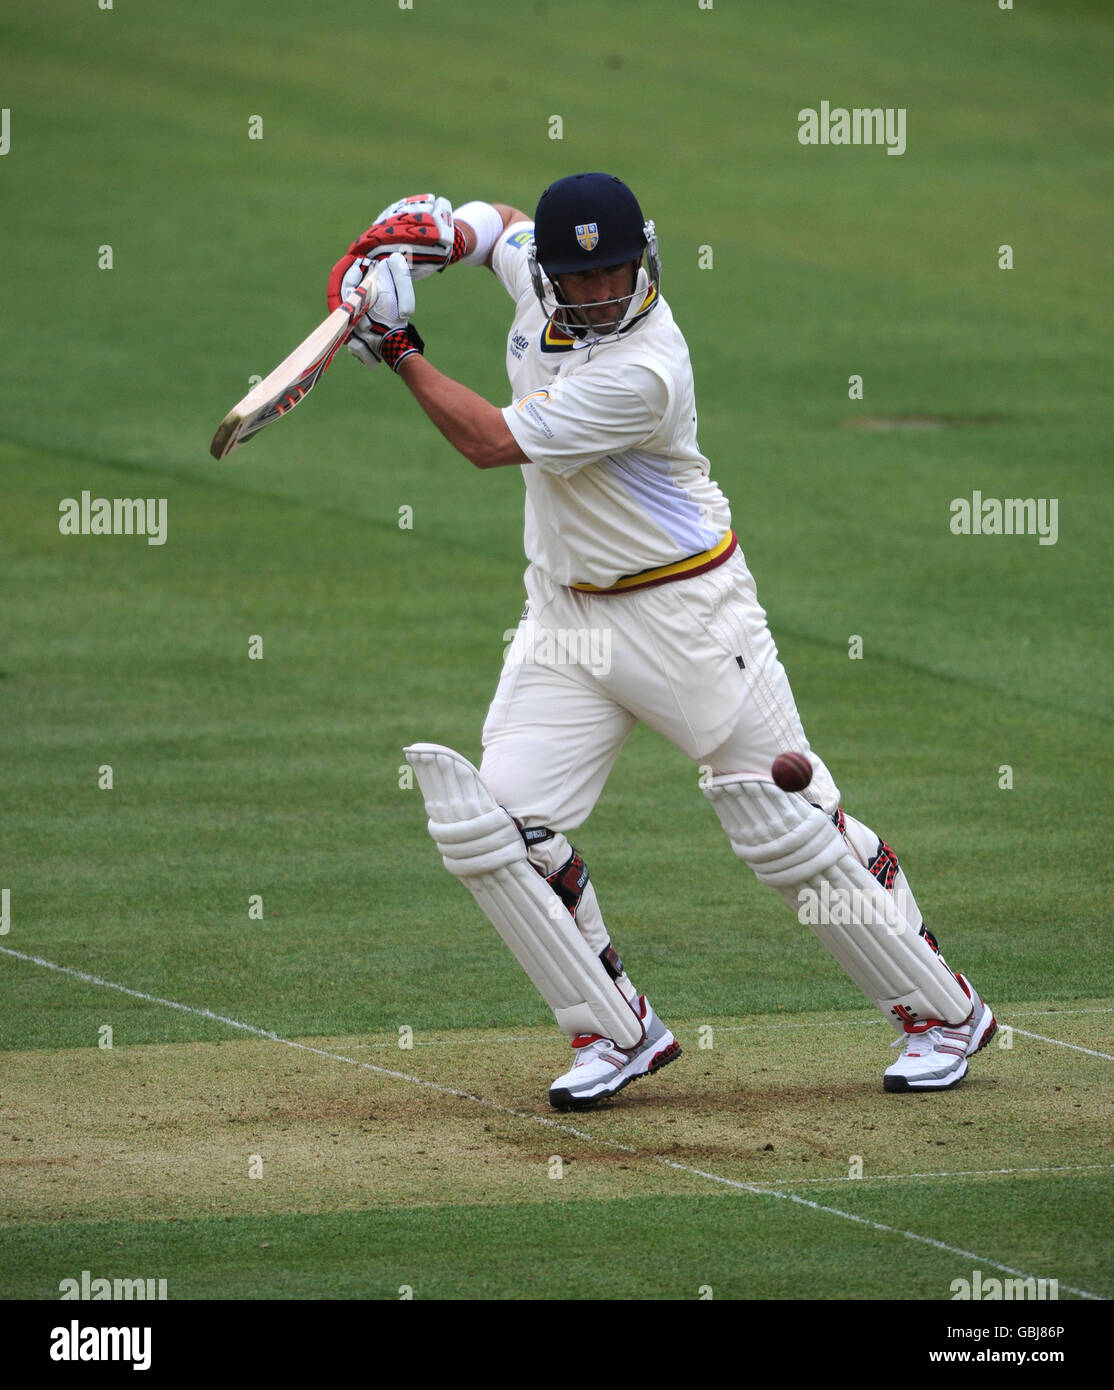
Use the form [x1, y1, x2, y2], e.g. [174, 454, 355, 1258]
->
[484, 599, 681, 1108]
[600, 549, 994, 1091]
[694, 555, 994, 1089]
[483, 816, 680, 1110]
[480, 596, 642, 1014]
[830, 807, 996, 1089]
[408, 586, 679, 1109]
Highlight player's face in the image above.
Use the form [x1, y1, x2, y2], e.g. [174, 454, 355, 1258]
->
[554, 260, 640, 332]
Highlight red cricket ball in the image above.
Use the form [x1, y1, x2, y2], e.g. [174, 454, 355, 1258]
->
[771, 751, 813, 792]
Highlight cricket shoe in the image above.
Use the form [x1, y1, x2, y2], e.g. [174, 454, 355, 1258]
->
[548, 996, 681, 1111]
[883, 973, 997, 1093]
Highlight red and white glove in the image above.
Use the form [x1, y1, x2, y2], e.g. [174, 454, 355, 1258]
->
[338, 251, 424, 372]
[354, 193, 463, 276]
[327, 194, 466, 317]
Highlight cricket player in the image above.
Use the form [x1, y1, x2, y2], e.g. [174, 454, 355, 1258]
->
[328, 174, 996, 1109]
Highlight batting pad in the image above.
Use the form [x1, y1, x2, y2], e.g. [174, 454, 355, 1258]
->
[705, 775, 971, 1027]
[404, 743, 644, 1048]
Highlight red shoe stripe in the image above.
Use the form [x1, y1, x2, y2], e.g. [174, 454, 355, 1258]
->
[901, 1017, 947, 1034]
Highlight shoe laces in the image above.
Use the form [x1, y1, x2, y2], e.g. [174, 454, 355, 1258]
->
[574, 1036, 618, 1063]
[891, 1022, 945, 1052]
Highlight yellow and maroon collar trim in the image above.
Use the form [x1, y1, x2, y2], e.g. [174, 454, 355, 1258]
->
[569, 530, 737, 595]
[541, 319, 576, 352]
[632, 282, 657, 319]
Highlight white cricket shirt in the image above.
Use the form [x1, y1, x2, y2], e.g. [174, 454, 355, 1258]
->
[494, 221, 732, 589]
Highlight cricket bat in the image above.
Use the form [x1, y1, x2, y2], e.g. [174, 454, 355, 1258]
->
[209, 261, 382, 460]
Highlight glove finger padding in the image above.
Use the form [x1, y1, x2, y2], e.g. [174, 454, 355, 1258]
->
[349, 194, 457, 281]
[371, 193, 445, 224]
[362, 250, 415, 326]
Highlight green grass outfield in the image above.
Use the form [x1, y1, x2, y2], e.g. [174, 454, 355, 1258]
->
[1, 0, 1112, 1307]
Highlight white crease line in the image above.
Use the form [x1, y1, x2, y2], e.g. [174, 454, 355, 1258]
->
[1010, 1007, 1114, 1018]
[651, 1160, 1105, 1301]
[1, 945, 1105, 1302]
[750, 1162, 1114, 1187]
[1010, 1027, 1114, 1061]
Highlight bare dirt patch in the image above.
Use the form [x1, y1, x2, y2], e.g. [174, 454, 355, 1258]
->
[2, 1003, 1110, 1225]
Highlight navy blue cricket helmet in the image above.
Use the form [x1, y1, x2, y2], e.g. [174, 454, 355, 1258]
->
[528, 172, 662, 340]
[534, 172, 648, 272]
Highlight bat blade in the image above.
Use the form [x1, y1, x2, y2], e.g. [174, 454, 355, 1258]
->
[209, 262, 381, 460]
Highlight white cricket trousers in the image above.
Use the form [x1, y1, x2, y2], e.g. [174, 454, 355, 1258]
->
[481, 549, 842, 824]
[478, 549, 933, 1031]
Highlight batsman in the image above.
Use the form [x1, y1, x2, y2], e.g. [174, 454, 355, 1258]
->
[328, 175, 996, 1109]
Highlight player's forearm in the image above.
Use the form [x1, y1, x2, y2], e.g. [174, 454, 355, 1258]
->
[396, 354, 527, 469]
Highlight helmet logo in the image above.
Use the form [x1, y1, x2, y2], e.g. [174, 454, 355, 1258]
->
[574, 223, 599, 252]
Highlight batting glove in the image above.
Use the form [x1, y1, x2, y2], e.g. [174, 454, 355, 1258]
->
[351, 194, 465, 282]
[338, 251, 423, 372]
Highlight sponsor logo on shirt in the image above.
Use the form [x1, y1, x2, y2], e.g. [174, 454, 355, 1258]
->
[506, 228, 533, 247]
[515, 390, 554, 438]
[510, 331, 530, 360]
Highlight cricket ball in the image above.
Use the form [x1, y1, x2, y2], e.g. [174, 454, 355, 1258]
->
[771, 751, 812, 792]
